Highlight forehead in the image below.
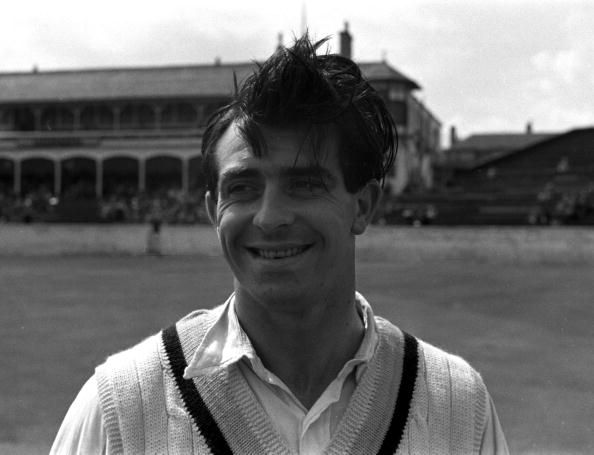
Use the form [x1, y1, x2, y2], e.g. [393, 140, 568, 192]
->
[213, 122, 339, 173]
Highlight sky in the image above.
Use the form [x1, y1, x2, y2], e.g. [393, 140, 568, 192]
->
[2, 0, 593, 146]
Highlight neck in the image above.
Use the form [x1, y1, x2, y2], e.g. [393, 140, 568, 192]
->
[234, 287, 364, 409]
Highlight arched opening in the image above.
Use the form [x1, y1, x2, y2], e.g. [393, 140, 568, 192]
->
[61, 157, 96, 198]
[41, 106, 75, 131]
[21, 158, 54, 195]
[185, 156, 207, 223]
[101, 156, 140, 222]
[0, 158, 16, 220]
[146, 156, 182, 196]
[103, 156, 139, 197]
[0, 158, 14, 193]
[11, 158, 55, 222]
[80, 105, 114, 130]
[57, 157, 99, 222]
[189, 156, 206, 192]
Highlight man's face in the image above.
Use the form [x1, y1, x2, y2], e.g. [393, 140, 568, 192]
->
[206, 122, 378, 307]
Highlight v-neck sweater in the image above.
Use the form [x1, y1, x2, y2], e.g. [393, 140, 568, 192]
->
[95, 308, 489, 454]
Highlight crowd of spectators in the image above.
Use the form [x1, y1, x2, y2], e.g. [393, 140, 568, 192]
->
[0, 186, 57, 223]
[0, 183, 209, 224]
[99, 185, 208, 224]
[529, 182, 594, 225]
[2, 181, 594, 226]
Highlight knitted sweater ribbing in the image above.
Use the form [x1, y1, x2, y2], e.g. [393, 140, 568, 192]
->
[96, 307, 488, 454]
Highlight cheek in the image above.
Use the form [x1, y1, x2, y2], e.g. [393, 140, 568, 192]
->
[216, 206, 249, 243]
[319, 197, 358, 227]
[215, 199, 233, 225]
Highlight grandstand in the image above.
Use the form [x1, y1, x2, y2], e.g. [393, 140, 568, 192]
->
[384, 128, 594, 225]
[0, 25, 441, 223]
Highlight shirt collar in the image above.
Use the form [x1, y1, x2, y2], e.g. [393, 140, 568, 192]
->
[183, 294, 253, 379]
[183, 292, 378, 381]
[341, 293, 378, 382]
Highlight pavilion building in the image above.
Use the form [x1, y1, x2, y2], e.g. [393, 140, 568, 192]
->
[0, 25, 440, 211]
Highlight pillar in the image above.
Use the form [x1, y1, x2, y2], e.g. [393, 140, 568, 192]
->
[73, 107, 81, 131]
[138, 159, 145, 192]
[113, 106, 121, 130]
[182, 158, 189, 195]
[96, 159, 103, 198]
[54, 160, 61, 196]
[339, 22, 352, 59]
[33, 108, 43, 131]
[154, 105, 162, 131]
[13, 159, 21, 195]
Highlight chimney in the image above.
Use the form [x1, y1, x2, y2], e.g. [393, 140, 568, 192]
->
[339, 22, 352, 59]
[526, 121, 533, 135]
[276, 32, 284, 52]
[450, 126, 458, 146]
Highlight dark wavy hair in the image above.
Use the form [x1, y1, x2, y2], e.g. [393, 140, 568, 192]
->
[202, 33, 397, 195]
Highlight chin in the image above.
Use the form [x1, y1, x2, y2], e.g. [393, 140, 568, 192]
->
[257, 286, 303, 302]
[241, 283, 311, 307]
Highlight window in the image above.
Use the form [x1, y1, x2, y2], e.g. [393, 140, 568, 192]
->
[41, 107, 75, 131]
[12, 107, 36, 131]
[388, 84, 406, 101]
[201, 100, 229, 124]
[161, 103, 198, 128]
[0, 109, 12, 130]
[81, 105, 114, 130]
[389, 101, 407, 126]
[120, 104, 156, 129]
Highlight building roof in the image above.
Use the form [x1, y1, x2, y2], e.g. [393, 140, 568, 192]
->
[471, 127, 593, 171]
[450, 133, 556, 152]
[358, 62, 421, 89]
[0, 61, 420, 104]
[0, 63, 255, 103]
[439, 131, 561, 170]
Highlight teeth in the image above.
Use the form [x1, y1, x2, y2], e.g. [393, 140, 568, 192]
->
[256, 246, 307, 259]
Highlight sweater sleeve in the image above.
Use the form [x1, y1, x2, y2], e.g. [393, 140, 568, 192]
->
[479, 393, 510, 455]
[49, 375, 108, 455]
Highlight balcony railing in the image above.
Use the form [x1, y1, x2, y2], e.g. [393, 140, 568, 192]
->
[0, 127, 205, 147]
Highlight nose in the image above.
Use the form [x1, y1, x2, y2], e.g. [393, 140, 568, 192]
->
[253, 186, 295, 232]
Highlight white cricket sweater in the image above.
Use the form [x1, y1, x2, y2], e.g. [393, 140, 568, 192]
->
[96, 308, 490, 454]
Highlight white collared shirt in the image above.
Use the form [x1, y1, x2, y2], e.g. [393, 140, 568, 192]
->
[182, 293, 379, 454]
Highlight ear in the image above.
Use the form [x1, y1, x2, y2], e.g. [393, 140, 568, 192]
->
[205, 191, 218, 226]
[351, 179, 381, 235]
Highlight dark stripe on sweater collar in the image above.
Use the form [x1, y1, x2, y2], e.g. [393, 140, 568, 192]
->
[163, 323, 418, 455]
[162, 324, 233, 455]
[377, 331, 419, 455]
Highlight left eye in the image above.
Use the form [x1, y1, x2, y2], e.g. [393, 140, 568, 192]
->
[225, 182, 260, 199]
[229, 184, 255, 193]
[291, 178, 326, 194]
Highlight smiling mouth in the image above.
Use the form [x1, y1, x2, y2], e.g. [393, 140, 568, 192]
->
[247, 245, 311, 260]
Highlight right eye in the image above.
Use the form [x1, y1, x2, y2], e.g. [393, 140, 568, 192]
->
[289, 176, 327, 196]
[225, 182, 259, 198]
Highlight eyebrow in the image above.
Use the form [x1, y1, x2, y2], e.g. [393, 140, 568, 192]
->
[283, 165, 336, 182]
[220, 164, 336, 183]
[219, 167, 260, 184]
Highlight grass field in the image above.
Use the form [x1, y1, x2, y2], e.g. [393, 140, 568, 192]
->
[1, 252, 593, 454]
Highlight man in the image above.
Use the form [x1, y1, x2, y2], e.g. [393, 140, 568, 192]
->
[52, 35, 508, 454]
